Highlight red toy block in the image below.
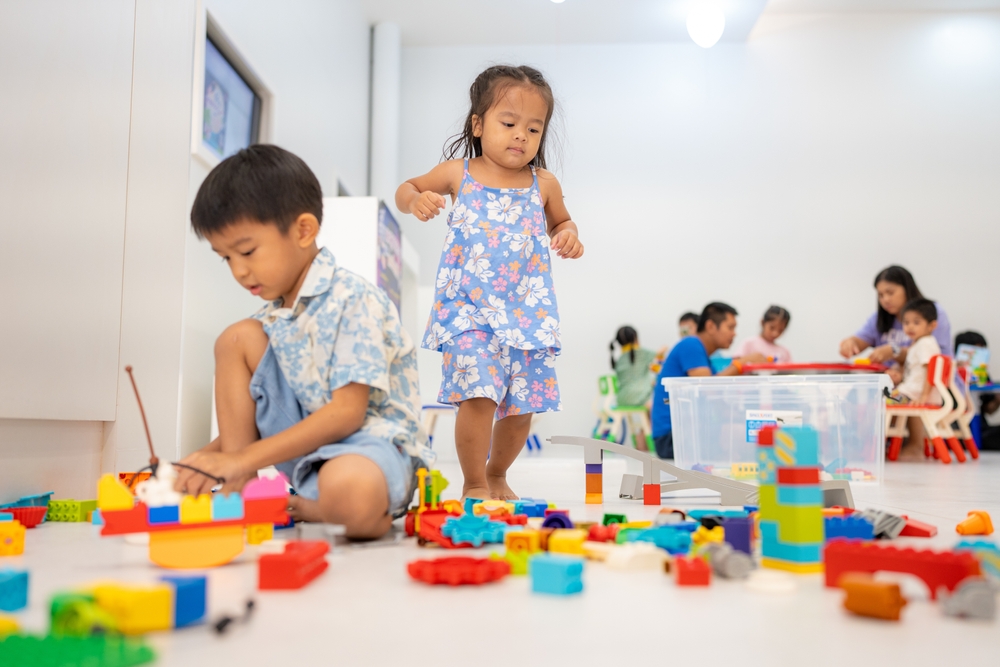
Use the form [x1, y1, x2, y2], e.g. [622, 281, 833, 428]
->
[243, 497, 288, 525]
[101, 497, 288, 536]
[416, 509, 460, 548]
[899, 516, 938, 538]
[5, 507, 47, 528]
[674, 556, 711, 586]
[643, 484, 661, 506]
[777, 467, 821, 485]
[757, 425, 777, 446]
[490, 514, 528, 526]
[587, 523, 620, 543]
[259, 540, 329, 590]
[544, 508, 569, 518]
[407, 557, 510, 586]
[824, 539, 979, 599]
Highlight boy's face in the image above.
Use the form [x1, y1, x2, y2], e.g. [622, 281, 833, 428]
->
[205, 215, 319, 304]
[473, 85, 547, 171]
[902, 311, 937, 340]
[706, 314, 738, 350]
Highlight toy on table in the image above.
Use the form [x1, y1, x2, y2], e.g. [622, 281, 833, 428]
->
[408, 557, 509, 586]
[0, 570, 28, 612]
[956, 510, 994, 536]
[530, 554, 583, 595]
[259, 541, 329, 590]
[0, 521, 25, 556]
[839, 573, 907, 621]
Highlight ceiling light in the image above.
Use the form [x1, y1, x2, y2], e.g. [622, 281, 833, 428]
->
[687, 0, 725, 49]
[551, 0, 566, 4]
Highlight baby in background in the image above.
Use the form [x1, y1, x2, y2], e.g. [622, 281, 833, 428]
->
[735, 306, 792, 363]
[890, 298, 941, 405]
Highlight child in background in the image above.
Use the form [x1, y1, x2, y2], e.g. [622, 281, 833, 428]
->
[396, 65, 584, 500]
[735, 306, 793, 363]
[610, 326, 657, 409]
[891, 299, 942, 405]
[678, 312, 699, 338]
[955, 331, 999, 451]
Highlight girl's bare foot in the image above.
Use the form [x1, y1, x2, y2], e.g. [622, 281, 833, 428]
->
[286, 495, 324, 522]
[462, 485, 492, 501]
[486, 473, 518, 501]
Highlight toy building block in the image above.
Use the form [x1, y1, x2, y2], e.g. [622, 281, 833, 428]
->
[0, 570, 28, 612]
[857, 509, 906, 539]
[259, 541, 330, 590]
[582, 541, 615, 561]
[50, 592, 118, 637]
[721, 516, 753, 555]
[211, 493, 244, 521]
[488, 514, 527, 527]
[628, 526, 692, 555]
[47, 499, 98, 522]
[473, 500, 514, 518]
[940, 577, 996, 621]
[824, 539, 981, 599]
[98, 474, 136, 511]
[416, 510, 461, 548]
[0, 615, 18, 635]
[408, 556, 509, 586]
[504, 549, 530, 575]
[703, 542, 754, 579]
[119, 471, 152, 489]
[691, 525, 724, 546]
[956, 510, 994, 536]
[602, 513, 627, 526]
[839, 573, 907, 621]
[588, 523, 619, 543]
[147, 505, 179, 525]
[247, 523, 274, 545]
[242, 475, 288, 500]
[898, 516, 937, 538]
[0, 522, 25, 557]
[160, 576, 206, 628]
[541, 513, 573, 530]
[149, 525, 246, 569]
[606, 542, 665, 571]
[513, 498, 548, 518]
[91, 510, 103, 526]
[0, 492, 53, 511]
[505, 529, 541, 554]
[179, 495, 212, 524]
[824, 515, 875, 541]
[954, 539, 1000, 579]
[674, 556, 711, 586]
[548, 529, 588, 556]
[441, 514, 506, 547]
[0, 634, 156, 667]
[530, 554, 584, 595]
[92, 583, 173, 635]
[463, 497, 484, 515]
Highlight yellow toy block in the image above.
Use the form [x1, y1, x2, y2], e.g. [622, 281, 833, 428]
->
[773, 505, 824, 543]
[760, 558, 824, 574]
[548, 529, 588, 555]
[179, 494, 212, 524]
[92, 583, 173, 635]
[619, 521, 652, 529]
[0, 615, 19, 635]
[504, 550, 529, 575]
[247, 523, 274, 545]
[731, 462, 758, 480]
[98, 474, 136, 511]
[473, 500, 514, 517]
[692, 525, 724, 546]
[505, 529, 540, 554]
[585, 493, 603, 505]
[0, 521, 25, 556]
[582, 540, 615, 561]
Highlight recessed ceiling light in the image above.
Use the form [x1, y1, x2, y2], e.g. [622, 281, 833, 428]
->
[551, 0, 566, 4]
[687, 0, 726, 49]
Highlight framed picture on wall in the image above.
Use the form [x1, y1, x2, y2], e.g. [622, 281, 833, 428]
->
[377, 203, 402, 312]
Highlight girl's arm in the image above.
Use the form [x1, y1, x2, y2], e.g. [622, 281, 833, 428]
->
[395, 160, 464, 221]
[918, 366, 933, 404]
[538, 169, 583, 259]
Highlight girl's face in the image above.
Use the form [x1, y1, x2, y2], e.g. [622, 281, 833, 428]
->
[472, 85, 548, 170]
[876, 280, 908, 317]
[761, 318, 787, 343]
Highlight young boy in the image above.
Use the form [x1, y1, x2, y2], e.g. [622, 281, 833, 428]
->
[174, 145, 431, 539]
[891, 298, 942, 406]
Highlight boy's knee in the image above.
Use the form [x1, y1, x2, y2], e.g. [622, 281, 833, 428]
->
[316, 457, 392, 539]
[215, 319, 266, 358]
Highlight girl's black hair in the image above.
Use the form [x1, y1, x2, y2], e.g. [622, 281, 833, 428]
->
[955, 331, 987, 349]
[873, 266, 924, 336]
[762, 306, 791, 326]
[443, 65, 555, 170]
[610, 326, 638, 369]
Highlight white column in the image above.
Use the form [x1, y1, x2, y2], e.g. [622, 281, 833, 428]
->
[369, 22, 401, 201]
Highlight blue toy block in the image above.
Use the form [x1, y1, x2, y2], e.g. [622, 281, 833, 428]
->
[688, 509, 748, 520]
[776, 485, 823, 506]
[722, 516, 753, 555]
[211, 493, 244, 521]
[91, 509, 104, 526]
[514, 498, 547, 518]
[0, 513, 11, 522]
[463, 497, 484, 515]
[743, 505, 759, 514]
[824, 515, 874, 541]
[629, 526, 692, 555]
[161, 575, 206, 628]
[0, 492, 54, 510]
[530, 554, 584, 595]
[955, 539, 1000, 579]
[541, 514, 573, 530]
[147, 505, 179, 525]
[760, 521, 822, 563]
[0, 569, 28, 612]
[772, 426, 819, 466]
[585, 463, 602, 474]
[441, 514, 506, 547]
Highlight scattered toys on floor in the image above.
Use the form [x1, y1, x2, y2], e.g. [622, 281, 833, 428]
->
[0, 522, 25, 556]
[530, 554, 583, 594]
[0, 570, 28, 612]
[408, 557, 509, 586]
[839, 573, 908, 621]
[259, 541, 329, 590]
[956, 510, 994, 536]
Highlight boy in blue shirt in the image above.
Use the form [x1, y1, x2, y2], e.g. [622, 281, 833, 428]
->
[651, 303, 765, 459]
[173, 145, 431, 539]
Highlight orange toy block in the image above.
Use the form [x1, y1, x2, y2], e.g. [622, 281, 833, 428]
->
[505, 530, 540, 554]
[149, 525, 244, 569]
[0, 521, 26, 556]
[956, 510, 993, 536]
[585, 493, 603, 505]
[585, 474, 602, 494]
[839, 573, 907, 621]
[179, 495, 212, 524]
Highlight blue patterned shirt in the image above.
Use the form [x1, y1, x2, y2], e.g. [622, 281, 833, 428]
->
[252, 248, 432, 463]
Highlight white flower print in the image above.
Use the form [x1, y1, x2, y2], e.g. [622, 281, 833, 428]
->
[509, 361, 528, 400]
[530, 190, 542, 208]
[425, 322, 452, 349]
[533, 317, 560, 347]
[464, 243, 495, 282]
[444, 228, 456, 247]
[480, 294, 509, 329]
[486, 193, 523, 225]
[472, 385, 499, 402]
[437, 267, 462, 299]
[516, 275, 551, 307]
[498, 328, 526, 348]
[451, 203, 480, 239]
[453, 355, 480, 390]
[501, 232, 533, 256]
[452, 304, 486, 330]
[487, 334, 503, 357]
[534, 349, 558, 368]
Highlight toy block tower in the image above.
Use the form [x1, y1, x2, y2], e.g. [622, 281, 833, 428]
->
[584, 441, 603, 504]
[757, 425, 824, 573]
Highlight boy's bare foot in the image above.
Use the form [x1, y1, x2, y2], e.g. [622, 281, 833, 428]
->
[486, 473, 518, 501]
[461, 485, 492, 501]
[286, 495, 324, 522]
[896, 444, 926, 462]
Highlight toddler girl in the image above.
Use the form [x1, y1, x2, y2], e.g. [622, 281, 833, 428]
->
[396, 65, 584, 500]
[610, 326, 658, 409]
[735, 306, 792, 363]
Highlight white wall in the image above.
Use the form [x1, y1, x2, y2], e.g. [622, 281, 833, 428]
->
[398, 12, 1000, 442]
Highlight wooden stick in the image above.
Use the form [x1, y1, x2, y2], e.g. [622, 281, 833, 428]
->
[124, 365, 159, 468]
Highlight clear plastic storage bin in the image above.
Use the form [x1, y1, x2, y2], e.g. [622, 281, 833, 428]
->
[664, 374, 891, 484]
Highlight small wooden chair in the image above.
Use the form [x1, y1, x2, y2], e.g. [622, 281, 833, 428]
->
[886, 355, 966, 464]
[950, 367, 981, 460]
[592, 374, 653, 451]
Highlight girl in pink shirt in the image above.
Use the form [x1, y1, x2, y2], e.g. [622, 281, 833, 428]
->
[735, 306, 792, 363]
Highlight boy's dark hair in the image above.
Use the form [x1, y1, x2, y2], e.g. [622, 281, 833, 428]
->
[610, 326, 638, 369]
[191, 145, 323, 239]
[443, 65, 555, 170]
[679, 312, 699, 325]
[698, 302, 738, 333]
[763, 305, 791, 326]
[901, 298, 937, 324]
[873, 265, 924, 335]
[955, 331, 987, 349]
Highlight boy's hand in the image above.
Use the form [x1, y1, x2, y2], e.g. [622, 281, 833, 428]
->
[411, 191, 446, 222]
[173, 449, 255, 497]
[551, 229, 584, 259]
[868, 344, 895, 363]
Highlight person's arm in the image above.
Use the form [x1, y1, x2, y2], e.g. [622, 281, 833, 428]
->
[538, 169, 583, 259]
[933, 304, 953, 357]
[395, 160, 463, 221]
[841, 313, 879, 358]
[917, 367, 934, 405]
[175, 383, 369, 496]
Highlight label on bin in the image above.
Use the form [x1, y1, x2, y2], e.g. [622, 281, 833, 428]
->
[746, 410, 802, 443]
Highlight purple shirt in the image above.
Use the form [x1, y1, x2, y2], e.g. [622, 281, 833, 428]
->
[854, 302, 952, 357]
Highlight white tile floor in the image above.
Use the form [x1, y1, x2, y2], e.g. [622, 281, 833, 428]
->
[5, 447, 1000, 666]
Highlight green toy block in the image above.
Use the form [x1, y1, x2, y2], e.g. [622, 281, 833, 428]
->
[0, 634, 155, 667]
[756, 485, 778, 519]
[772, 504, 824, 543]
[602, 513, 627, 526]
[46, 500, 98, 523]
